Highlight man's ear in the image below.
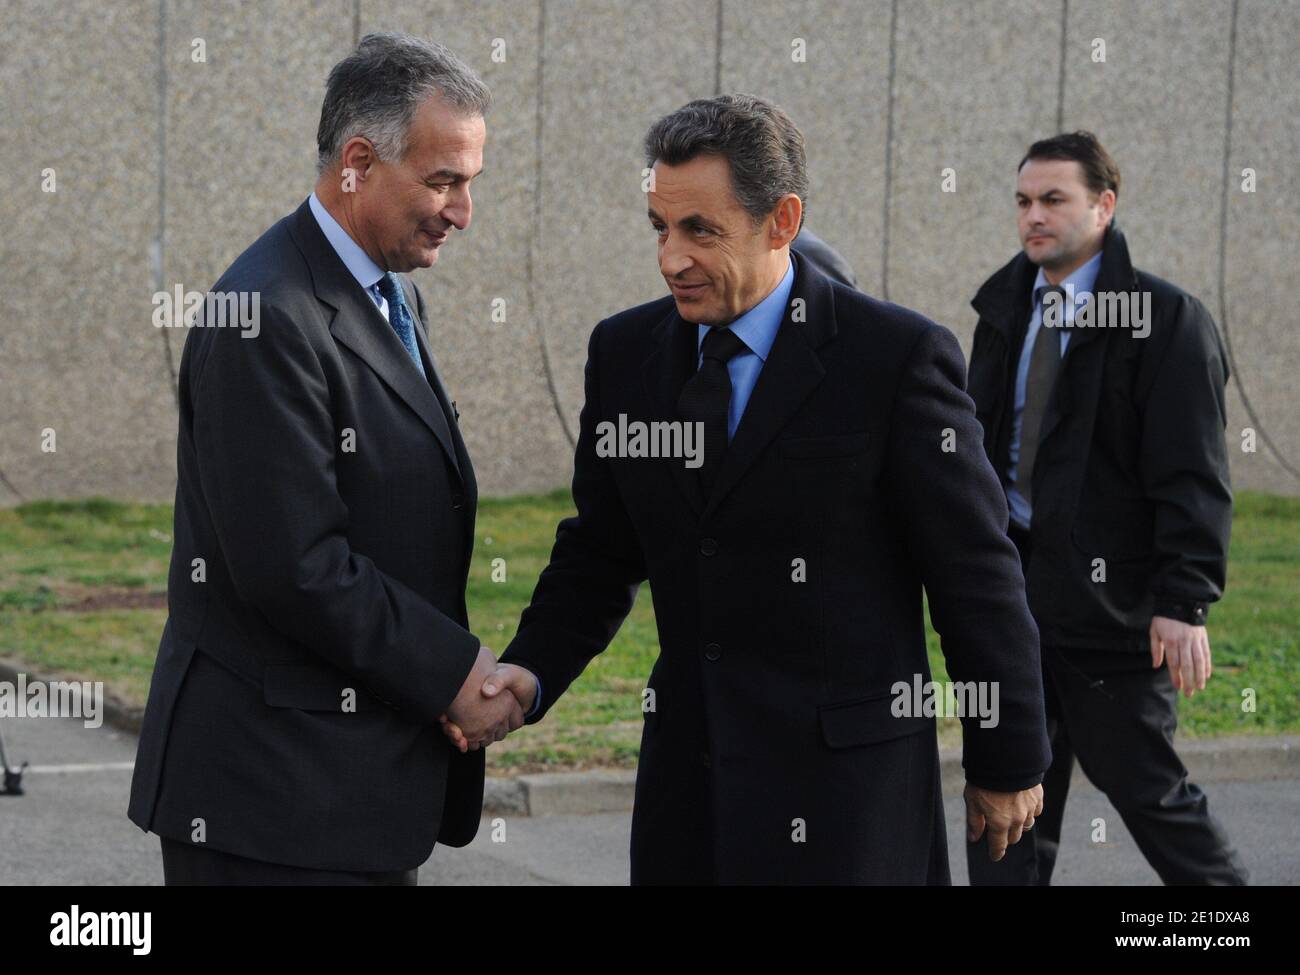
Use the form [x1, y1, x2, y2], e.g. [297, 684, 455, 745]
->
[340, 136, 376, 182]
[769, 193, 803, 250]
[1095, 188, 1116, 227]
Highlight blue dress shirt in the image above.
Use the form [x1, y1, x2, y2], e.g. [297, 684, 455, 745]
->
[308, 192, 398, 318]
[695, 255, 796, 440]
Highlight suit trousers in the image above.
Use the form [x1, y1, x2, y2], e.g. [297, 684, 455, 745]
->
[966, 523, 1248, 886]
[160, 836, 418, 886]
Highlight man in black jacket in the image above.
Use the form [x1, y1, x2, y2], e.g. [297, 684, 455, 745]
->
[448, 94, 1050, 884]
[963, 130, 1247, 885]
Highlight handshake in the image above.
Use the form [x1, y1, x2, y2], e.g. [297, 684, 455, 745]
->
[438, 646, 537, 752]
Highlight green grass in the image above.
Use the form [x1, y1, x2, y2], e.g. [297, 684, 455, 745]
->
[0, 491, 1295, 773]
[460, 489, 659, 771]
[0, 499, 173, 705]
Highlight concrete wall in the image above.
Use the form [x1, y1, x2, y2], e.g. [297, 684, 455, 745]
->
[2, 0, 1295, 503]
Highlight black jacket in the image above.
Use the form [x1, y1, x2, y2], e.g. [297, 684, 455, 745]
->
[967, 222, 1232, 653]
[128, 197, 485, 872]
[501, 251, 1050, 884]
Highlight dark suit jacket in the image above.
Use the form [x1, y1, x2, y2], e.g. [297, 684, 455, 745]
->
[501, 251, 1050, 884]
[967, 222, 1232, 652]
[128, 197, 484, 872]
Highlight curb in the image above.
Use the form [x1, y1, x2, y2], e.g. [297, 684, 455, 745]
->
[484, 735, 1300, 815]
[484, 770, 639, 817]
[4, 657, 1295, 817]
[937, 733, 1300, 799]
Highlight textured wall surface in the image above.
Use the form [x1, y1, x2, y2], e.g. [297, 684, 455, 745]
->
[2, 0, 1296, 503]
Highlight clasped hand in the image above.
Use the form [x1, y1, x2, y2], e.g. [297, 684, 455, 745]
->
[438, 646, 537, 752]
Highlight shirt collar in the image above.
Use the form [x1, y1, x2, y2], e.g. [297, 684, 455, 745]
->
[696, 255, 795, 362]
[1031, 248, 1104, 313]
[308, 191, 386, 294]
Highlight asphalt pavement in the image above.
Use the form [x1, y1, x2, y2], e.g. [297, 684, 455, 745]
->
[0, 710, 1295, 885]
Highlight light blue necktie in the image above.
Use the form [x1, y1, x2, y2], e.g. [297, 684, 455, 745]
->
[375, 272, 428, 380]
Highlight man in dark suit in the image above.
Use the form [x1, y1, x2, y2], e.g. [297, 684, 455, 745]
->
[963, 131, 1247, 884]
[447, 94, 1051, 884]
[127, 33, 524, 884]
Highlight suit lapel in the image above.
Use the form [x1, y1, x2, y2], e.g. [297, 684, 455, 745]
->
[642, 305, 706, 517]
[288, 198, 463, 484]
[400, 276, 464, 482]
[396, 277, 478, 578]
[703, 251, 835, 520]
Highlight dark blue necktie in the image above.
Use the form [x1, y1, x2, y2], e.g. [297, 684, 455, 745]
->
[376, 272, 428, 380]
[677, 325, 749, 494]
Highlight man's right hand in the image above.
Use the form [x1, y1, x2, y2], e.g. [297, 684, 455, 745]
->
[442, 647, 524, 751]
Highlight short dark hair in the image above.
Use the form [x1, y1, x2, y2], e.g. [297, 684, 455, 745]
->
[643, 93, 808, 232]
[1018, 130, 1121, 201]
[316, 32, 491, 176]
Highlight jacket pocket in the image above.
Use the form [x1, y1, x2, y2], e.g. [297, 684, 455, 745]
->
[818, 689, 931, 749]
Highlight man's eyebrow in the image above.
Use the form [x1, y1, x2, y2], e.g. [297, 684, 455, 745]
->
[1016, 186, 1067, 199]
[647, 209, 720, 231]
[424, 167, 484, 181]
[680, 213, 720, 230]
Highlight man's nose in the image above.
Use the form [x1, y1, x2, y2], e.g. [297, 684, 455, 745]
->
[444, 187, 472, 231]
[659, 234, 692, 278]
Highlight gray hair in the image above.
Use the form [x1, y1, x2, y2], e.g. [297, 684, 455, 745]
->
[316, 32, 491, 176]
[643, 93, 808, 232]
